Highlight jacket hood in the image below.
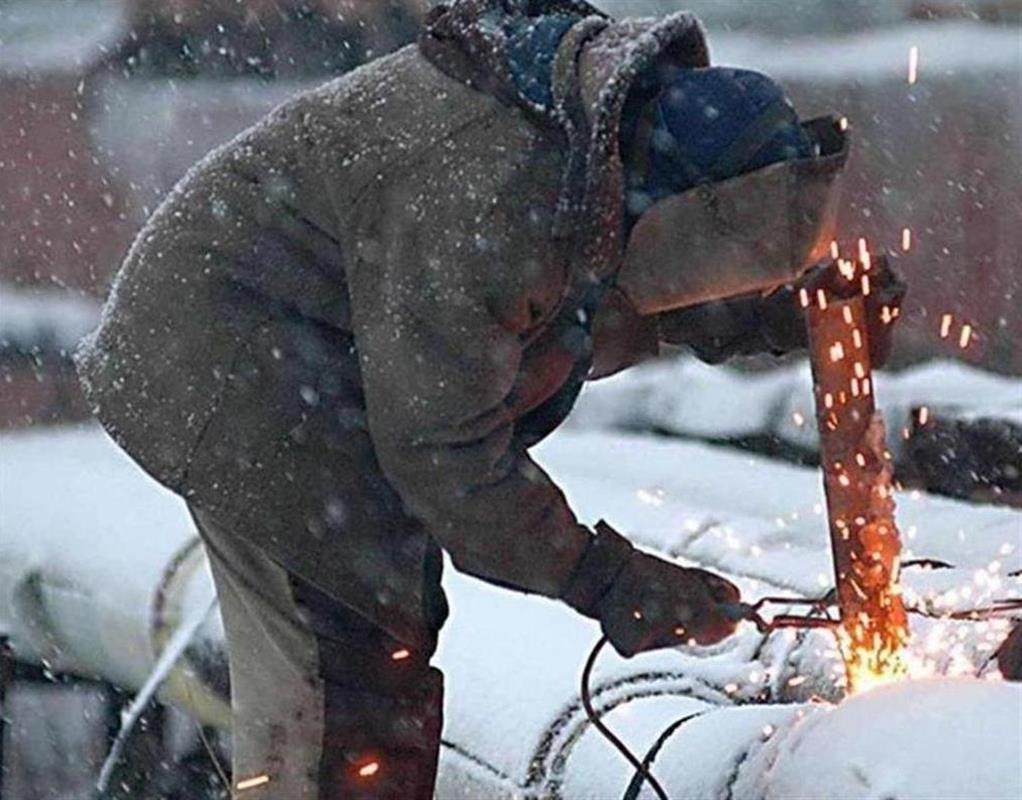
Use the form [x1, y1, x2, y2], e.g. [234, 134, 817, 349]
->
[420, 1, 710, 291]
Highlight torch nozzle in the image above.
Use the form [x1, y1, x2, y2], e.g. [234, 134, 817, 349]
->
[720, 596, 840, 634]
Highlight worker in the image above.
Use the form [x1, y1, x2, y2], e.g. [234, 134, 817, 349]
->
[76, 1, 904, 797]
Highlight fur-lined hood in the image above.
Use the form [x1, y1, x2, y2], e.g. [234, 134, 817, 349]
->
[420, 0, 711, 288]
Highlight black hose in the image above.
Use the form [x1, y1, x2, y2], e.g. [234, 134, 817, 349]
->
[580, 636, 670, 800]
[622, 712, 706, 800]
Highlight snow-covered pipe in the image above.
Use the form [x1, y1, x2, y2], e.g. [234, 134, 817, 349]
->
[5, 427, 1020, 799]
[553, 679, 1021, 800]
[0, 427, 229, 727]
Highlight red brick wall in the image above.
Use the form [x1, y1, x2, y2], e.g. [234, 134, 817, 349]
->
[0, 76, 133, 294]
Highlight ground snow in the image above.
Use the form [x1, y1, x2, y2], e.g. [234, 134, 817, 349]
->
[0, 283, 100, 353]
[2, 419, 1019, 798]
[569, 356, 1022, 457]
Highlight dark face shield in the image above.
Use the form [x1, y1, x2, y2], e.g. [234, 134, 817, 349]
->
[616, 117, 849, 315]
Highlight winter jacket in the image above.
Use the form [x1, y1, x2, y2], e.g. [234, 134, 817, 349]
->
[76, 0, 846, 646]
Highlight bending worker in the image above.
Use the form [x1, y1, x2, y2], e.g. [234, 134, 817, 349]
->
[77, 1, 902, 797]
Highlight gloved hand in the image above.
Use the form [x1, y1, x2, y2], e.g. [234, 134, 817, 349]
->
[561, 522, 741, 657]
[598, 552, 741, 656]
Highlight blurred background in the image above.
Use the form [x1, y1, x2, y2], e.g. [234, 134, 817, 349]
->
[1, 0, 1020, 433]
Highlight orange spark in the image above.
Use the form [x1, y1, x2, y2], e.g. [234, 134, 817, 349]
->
[391, 649, 410, 661]
[940, 313, 953, 338]
[959, 324, 973, 349]
[901, 227, 912, 251]
[358, 762, 380, 778]
[918, 406, 929, 425]
[908, 46, 919, 84]
[830, 240, 840, 259]
[857, 238, 871, 270]
[236, 775, 271, 791]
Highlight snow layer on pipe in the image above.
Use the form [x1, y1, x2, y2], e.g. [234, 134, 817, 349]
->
[744, 679, 1022, 800]
[3, 425, 1020, 797]
[0, 425, 218, 691]
[569, 357, 1022, 455]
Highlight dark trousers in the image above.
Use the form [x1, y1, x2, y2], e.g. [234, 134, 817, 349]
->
[190, 506, 444, 799]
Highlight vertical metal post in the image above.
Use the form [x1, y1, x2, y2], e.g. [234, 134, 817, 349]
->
[805, 264, 909, 690]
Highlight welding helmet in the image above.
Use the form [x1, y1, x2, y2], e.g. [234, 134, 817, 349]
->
[615, 92, 849, 315]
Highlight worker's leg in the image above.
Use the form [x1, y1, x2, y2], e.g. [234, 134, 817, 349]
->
[191, 506, 325, 797]
[191, 506, 444, 799]
[290, 573, 444, 799]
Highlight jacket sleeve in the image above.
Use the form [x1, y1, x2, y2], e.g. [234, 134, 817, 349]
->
[345, 178, 592, 600]
[657, 284, 808, 364]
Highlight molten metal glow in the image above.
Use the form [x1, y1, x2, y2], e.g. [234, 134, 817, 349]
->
[358, 762, 380, 778]
[839, 611, 911, 694]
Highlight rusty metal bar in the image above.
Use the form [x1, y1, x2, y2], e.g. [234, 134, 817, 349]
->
[805, 261, 909, 689]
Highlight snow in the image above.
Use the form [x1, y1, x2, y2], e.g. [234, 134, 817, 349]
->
[711, 21, 1022, 82]
[0, 283, 100, 354]
[0, 0, 125, 78]
[749, 679, 1022, 800]
[3, 421, 1019, 797]
[570, 356, 1022, 459]
[0, 425, 217, 695]
[594, 4, 1021, 77]
[89, 78, 312, 205]
[596, 1, 915, 36]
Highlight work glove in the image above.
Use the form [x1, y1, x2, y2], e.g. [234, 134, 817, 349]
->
[656, 288, 809, 364]
[561, 522, 741, 657]
[798, 254, 907, 368]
